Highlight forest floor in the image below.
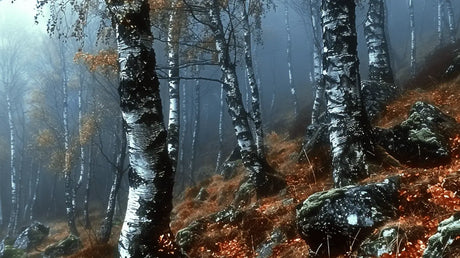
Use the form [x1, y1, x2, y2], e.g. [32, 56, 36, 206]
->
[34, 50, 460, 257]
[168, 75, 460, 257]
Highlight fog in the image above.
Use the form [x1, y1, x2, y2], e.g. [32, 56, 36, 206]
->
[0, 0, 459, 243]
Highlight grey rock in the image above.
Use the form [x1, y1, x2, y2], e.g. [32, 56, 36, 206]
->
[0, 245, 26, 258]
[296, 177, 399, 256]
[256, 228, 286, 258]
[374, 101, 458, 167]
[13, 221, 49, 251]
[358, 226, 406, 257]
[43, 234, 81, 258]
[176, 220, 206, 253]
[423, 212, 460, 258]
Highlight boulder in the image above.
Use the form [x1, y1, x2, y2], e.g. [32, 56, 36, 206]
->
[43, 234, 81, 258]
[361, 80, 398, 120]
[423, 212, 460, 258]
[13, 221, 49, 251]
[358, 226, 406, 257]
[0, 245, 26, 258]
[374, 101, 458, 167]
[296, 177, 399, 256]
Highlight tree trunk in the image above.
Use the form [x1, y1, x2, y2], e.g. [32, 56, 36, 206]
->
[438, 0, 443, 46]
[7, 93, 19, 238]
[215, 85, 225, 173]
[409, 0, 416, 78]
[189, 79, 200, 184]
[99, 132, 126, 242]
[207, 0, 282, 196]
[364, 0, 394, 84]
[61, 45, 79, 237]
[241, 0, 265, 159]
[309, 0, 324, 125]
[83, 145, 93, 229]
[107, 0, 178, 256]
[167, 0, 181, 175]
[29, 166, 40, 222]
[445, 0, 455, 44]
[322, 0, 372, 187]
[284, 5, 298, 116]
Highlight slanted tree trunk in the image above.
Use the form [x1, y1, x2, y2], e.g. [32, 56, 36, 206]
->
[241, 0, 265, 159]
[309, 0, 324, 125]
[207, 0, 282, 196]
[409, 0, 416, 78]
[167, 0, 181, 174]
[364, 0, 394, 84]
[99, 131, 127, 243]
[6, 93, 19, 238]
[107, 0, 178, 256]
[284, 4, 298, 116]
[445, 0, 456, 44]
[322, 0, 372, 187]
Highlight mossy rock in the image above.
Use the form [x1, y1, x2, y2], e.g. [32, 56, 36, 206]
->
[0, 245, 27, 258]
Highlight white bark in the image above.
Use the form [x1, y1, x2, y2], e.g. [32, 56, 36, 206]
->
[29, 166, 40, 222]
[438, 0, 443, 45]
[215, 84, 225, 173]
[309, 0, 324, 125]
[284, 5, 298, 116]
[7, 93, 18, 238]
[189, 79, 200, 183]
[409, 0, 416, 78]
[445, 0, 455, 44]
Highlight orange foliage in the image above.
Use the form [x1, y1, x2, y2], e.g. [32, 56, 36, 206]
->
[74, 50, 118, 73]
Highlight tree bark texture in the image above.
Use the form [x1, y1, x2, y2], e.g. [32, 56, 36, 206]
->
[284, 4, 298, 116]
[409, 0, 416, 78]
[7, 93, 18, 238]
[108, 0, 178, 256]
[322, 0, 371, 187]
[364, 0, 394, 84]
[445, 0, 456, 44]
[241, 0, 265, 159]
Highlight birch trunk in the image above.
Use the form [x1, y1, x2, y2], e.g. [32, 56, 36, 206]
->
[438, 0, 443, 46]
[207, 0, 283, 196]
[107, 0, 178, 256]
[364, 0, 394, 84]
[241, 0, 265, 159]
[445, 0, 455, 44]
[167, 1, 181, 174]
[309, 0, 324, 125]
[83, 145, 92, 229]
[61, 45, 79, 236]
[29, 166, 40, 222]
[7, 93, 18, 238]
[189, 79, 200, 183]
[215, 85, 225, 173]
[409, 0, 416, 78]
[322, 0, 372, 187]
[284, 5, 298, 116]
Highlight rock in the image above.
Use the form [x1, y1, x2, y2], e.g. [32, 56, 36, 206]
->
[210, 206, 243, 224]
[194, 187, 209, 201]
[358, 226, 406, 257]
[176, 220, 207, 253]
[423, 212, 460, 258]
[43, 234, 81, 258]
[361, 80, 398, 120]
[375, 101, 458, 167]
[296, 177, 399, 256]
[13, 221, 49, 251]
[256, 228, 286, 258]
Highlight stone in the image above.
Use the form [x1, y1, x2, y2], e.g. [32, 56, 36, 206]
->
[361, 80, 398, 120]
[296, 177, 399, 256]
[423, 212, 460, 258]
[358, 226, 406, 257]
[375, 102, 458, 167]
[13, 221, 49, 251]
[43, 234, 81, 258]
[176, 220, 206, 254]
[0, 245, 26, 258]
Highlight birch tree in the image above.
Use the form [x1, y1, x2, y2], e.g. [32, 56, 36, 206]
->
[322, 0, 372, 187]
[409, 0, 416, 78]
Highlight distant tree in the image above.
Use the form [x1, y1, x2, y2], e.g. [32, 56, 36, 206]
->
[409, 0, 416, 78]
[321, 0, 372, 187]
